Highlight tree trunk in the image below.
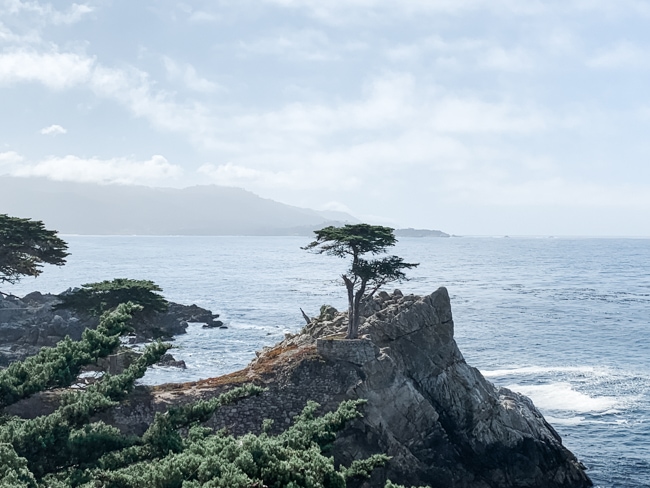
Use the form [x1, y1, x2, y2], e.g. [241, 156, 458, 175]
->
[300, 308, 311, 325]
[343, 276, 355, 339]
[348, 281, 366, 340]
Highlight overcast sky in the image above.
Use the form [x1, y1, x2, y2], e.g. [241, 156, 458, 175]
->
[1, 0, 649, 236]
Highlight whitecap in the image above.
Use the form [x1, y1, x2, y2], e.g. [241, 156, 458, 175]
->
[544, 415, 585, 426]
[481, 365, 599, 378]
[506, 382, 619, 413]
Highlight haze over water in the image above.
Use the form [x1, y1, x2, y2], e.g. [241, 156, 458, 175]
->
[7, 235, 650, 488]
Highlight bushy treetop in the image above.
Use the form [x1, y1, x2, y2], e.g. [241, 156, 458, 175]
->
[0, 214, 69, 286]
[55, 278, 168, 316]
[304, 224, 397, 258]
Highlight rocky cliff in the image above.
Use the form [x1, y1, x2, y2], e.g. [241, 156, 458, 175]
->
[84, 287, 591, 488]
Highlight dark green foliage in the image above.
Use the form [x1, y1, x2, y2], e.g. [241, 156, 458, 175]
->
[384, 482, 430, 488]
[342, 455, 391, 480]
[0, 303, 141, 408]
[0, 347, 402, 488]
[56, 399, 367, 488]
[304, 224, 419, 339]
[0, 443, 38, 488]
[56, 278, 169, 317]
[0, 214, 69, 286]
[304, 224, 398, 258]
[0, 302, 174, 485]
[0, 300, 172, 479]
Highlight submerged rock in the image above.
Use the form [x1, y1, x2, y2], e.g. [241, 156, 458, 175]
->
[100, 287, 592, 488]
[156, 353, 187, 369]
[202, 318, 225, 328]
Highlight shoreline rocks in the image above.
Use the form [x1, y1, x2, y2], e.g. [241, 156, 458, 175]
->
[0, 291, 218, 366]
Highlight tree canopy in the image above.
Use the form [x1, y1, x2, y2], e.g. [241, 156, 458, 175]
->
[304, 224, 419, 339]
[55, 278, 169, 317]
[0, 214, 69, 287]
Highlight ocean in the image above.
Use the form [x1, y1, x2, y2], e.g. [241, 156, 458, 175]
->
[5, 235, 649, 487]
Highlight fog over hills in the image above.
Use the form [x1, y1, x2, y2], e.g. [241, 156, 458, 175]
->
[0, 177, 359, 235]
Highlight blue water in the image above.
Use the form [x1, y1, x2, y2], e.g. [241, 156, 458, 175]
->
[5, 236, 650, 488]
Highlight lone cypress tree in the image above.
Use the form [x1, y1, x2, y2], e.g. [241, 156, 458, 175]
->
[304, 224, 419, 339]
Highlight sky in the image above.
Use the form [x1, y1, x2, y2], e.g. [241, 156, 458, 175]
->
[1, 0, 650, 236]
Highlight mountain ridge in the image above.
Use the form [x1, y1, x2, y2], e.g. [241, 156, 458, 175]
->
[0, 177, 358, 236]
[0, 177, 449, 237]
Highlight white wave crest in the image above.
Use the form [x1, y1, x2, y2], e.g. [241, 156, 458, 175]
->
[506, 382, 619, 413]
[481, 365, 599, 378]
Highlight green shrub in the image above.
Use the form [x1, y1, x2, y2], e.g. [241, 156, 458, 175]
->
[56, 279, 168, 317]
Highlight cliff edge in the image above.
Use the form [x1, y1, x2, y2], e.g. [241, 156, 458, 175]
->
[99, 287, 591, 488]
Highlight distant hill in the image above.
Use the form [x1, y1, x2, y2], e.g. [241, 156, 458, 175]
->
[0, 177, 359, 236]
[394, 228, 450, 238]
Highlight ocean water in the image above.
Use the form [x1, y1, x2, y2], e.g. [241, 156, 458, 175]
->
[5, 236, 650, 488]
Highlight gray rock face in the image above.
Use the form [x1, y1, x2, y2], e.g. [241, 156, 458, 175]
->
[316, 338, 379, 365]
[319, 288, 592, 487]
[279, 288, 591, 487]
[0, 292, 217, 366]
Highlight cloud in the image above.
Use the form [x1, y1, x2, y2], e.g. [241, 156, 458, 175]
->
[9, 154, 183, 184]
[162, 57, 221, 93]
[237, 29, 358, 61]
[442, 173, 650, 208]
[258, 0, 543, 20]
[387, 36, 535, 72]
[0, 150, 23, 166]
[175, 3, 220, 22]
[319, 201, 355, 215]
[0, 20, 39, 44]
[197, 163, 298, 188]
[0, 40, 553, 168]
[197, 159, 362, 191]
[88, 65, 218, 147]
[0, 50, 94, 89]
[481, 47, 534, 72]
[0, 47, 218, 147]
[429, 98, 548, 133]
[586, 41, 650, 69]
[0, 43, 563, 206]
[259, 0, 650, 20]
[40, 124, 67, 135]
[1, 0, 93, 25]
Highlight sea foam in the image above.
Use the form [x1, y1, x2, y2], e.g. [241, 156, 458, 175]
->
[506, 382, 619, 413]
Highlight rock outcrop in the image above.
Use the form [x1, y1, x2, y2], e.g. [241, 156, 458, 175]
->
[92, 287, 590, 488]
[4, 287, 592, 487]
[0, 291, 218, 366]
